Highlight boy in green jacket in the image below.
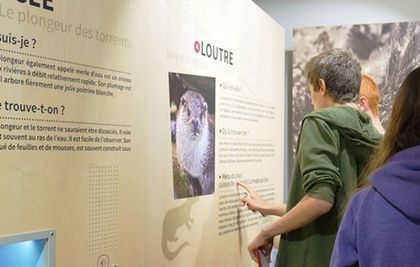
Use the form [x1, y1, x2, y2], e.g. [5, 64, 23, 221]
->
[238, 49, 382, 267]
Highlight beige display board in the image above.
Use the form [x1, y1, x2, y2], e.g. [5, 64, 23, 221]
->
[0, 0, 146, 266]
[0, 0, 284, 266]
[143, 0, 285, 266]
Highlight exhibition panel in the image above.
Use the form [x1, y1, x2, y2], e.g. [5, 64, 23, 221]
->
[0, 0, 146, 266]
[0, 0, 285, 266]
[143, 0, 285, 266]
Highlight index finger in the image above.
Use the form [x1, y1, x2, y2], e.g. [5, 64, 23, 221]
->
[236, 181, 250, 192]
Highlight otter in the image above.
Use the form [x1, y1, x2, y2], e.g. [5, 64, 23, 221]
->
[161, 198, 198, 260]
[176, 90, 215, 196]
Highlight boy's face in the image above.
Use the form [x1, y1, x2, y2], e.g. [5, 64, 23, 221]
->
[309, 84, 324, 110]
[309, 80, 333, 110]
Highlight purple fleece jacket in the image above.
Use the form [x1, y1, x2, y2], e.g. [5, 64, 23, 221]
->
[330, 145, 420, 267]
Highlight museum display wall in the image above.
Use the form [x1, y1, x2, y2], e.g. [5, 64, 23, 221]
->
[0, 0, 285, 266]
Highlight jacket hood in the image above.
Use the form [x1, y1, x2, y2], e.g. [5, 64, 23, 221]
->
[304, 106, 382, 164]
[370, 145, 420, 222]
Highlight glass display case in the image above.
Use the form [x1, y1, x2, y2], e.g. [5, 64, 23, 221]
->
[0, 229, 55, 267]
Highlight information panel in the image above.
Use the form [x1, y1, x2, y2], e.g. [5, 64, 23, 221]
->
[0, 1, 146, 266]
[143, 0, 285, 266]
[0, 0, 284, 266]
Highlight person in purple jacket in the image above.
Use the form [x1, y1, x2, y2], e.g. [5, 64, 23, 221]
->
[330, 66, 420, 267]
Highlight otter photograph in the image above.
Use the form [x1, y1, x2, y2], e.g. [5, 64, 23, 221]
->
[168, 72, 215, 199]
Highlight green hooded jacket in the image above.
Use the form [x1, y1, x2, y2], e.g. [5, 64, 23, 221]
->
[276, 106, 382, 267]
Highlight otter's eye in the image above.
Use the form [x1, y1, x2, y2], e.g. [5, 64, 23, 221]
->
[201, 110, 206, 119]
[186, 107, 191, 117]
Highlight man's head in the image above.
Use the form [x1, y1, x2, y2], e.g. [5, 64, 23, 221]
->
[359, 75, 380, 117]
[305, 49, 361, 109]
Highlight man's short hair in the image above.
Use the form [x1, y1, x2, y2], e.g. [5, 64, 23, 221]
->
[305, 49, 362, 103]
[360, 75, 380, 117]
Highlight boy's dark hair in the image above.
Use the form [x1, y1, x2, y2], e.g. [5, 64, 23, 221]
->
[305, 49, 362, 103]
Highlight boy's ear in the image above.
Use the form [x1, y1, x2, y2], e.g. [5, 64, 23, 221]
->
[359, 96, 369, 112]
[318, 79, 327, 95]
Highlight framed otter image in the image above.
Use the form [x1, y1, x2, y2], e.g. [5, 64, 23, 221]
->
[169, 72, 216, 199]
